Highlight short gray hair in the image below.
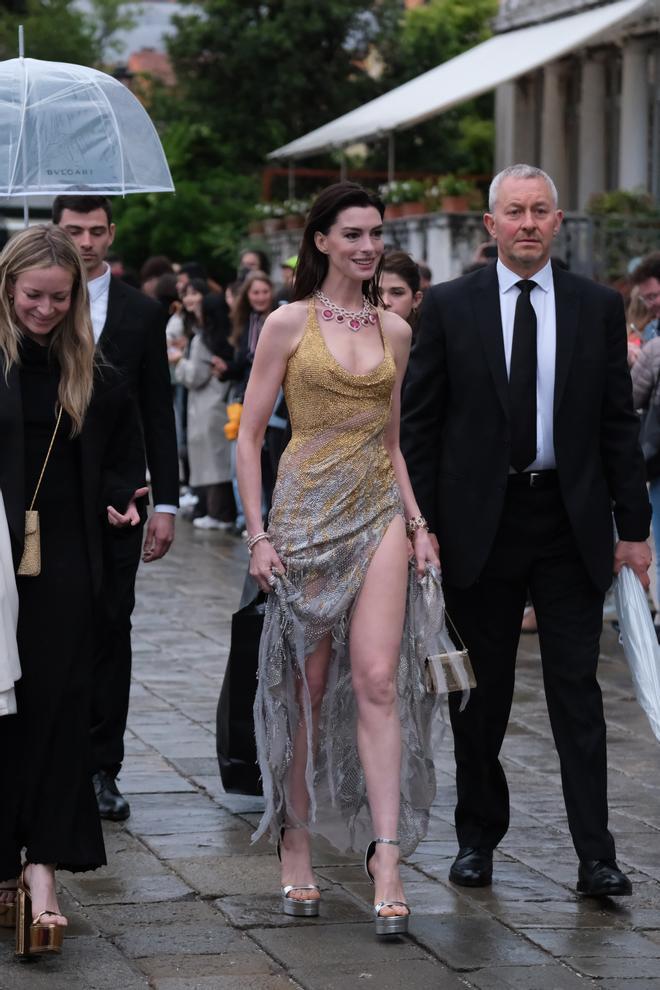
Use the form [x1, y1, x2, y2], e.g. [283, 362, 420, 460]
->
[488, 164, 558, 212]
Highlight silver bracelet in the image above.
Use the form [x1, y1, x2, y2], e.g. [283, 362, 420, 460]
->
[246, 531, 271, 554]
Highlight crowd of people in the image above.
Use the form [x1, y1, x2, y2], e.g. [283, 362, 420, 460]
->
[0, 163, 656, 958]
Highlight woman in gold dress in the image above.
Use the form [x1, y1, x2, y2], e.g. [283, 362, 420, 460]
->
[236, 182, 440, 937]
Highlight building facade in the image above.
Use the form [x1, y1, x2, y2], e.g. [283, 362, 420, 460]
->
[494, 0, 660, 208]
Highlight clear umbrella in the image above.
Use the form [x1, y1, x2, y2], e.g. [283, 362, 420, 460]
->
[0, 56, 174, 203]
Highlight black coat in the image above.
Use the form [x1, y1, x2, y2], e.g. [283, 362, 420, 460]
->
[0, 362, 145, 594]
[99, 278, 179, 507]
[401, 262, 651, 592]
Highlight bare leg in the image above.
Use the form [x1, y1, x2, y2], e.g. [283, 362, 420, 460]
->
[349, 516, 409, 917]
[23, 864, 67, 926]
[279, 634, 332, 902]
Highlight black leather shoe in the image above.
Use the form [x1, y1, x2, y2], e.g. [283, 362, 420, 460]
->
[449, 847, 493, 887]
[577, 859, 632, 897]
[93, 771, 130, 822]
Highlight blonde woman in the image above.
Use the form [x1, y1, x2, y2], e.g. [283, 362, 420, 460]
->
[0, 226, 145, 957]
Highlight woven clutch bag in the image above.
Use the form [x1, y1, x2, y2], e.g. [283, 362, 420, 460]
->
[17, 510, 41, 577]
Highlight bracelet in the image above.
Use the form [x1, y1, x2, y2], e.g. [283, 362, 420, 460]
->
[246, 531, 271, 554]
[406, 514, 429, 538]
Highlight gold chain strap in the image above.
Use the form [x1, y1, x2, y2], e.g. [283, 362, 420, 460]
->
[28, 405, 63, 512]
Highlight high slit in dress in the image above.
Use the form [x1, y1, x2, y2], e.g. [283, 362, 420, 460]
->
[253, 298, 448, 857]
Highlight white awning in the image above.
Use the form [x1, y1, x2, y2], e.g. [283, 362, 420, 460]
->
[269, 0, 650, 160]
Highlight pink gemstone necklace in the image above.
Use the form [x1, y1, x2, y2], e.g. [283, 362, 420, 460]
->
[314, 289, 377, 332]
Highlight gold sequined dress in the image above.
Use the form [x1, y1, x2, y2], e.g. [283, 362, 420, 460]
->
[252, 298, 441, 856]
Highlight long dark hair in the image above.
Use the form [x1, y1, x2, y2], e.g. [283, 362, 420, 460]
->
[181, 277, 209, 337]
[201, 292, 233, 360]
[292, 182, 385, 305]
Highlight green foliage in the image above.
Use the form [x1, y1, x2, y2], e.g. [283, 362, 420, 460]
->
[87, 0, 140, 59]
[166, 0, 398, 172]
[587, 188, 660, 217]
[112, 169, 260, 280]
[379, 179, 426, 204]
[373, 0, 498, 175]
[586, 188, 660, 282]
[0, 0, 98, 62]
[0, 0, 137, 64]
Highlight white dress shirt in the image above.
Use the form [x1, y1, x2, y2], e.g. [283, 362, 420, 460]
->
[497, 258, 556, 471]
[88, 264, 177, 515]
[88, 263, 111, 344]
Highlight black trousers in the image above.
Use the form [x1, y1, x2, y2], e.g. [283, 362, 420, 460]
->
[444, 479, 615, 862]
[90, 523, 143, 777]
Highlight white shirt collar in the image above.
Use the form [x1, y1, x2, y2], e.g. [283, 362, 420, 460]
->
[87, 262, 111, 302]
[496, 258, 553, 294]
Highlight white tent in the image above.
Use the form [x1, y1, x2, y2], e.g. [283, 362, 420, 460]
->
[269, 0, 650, 160]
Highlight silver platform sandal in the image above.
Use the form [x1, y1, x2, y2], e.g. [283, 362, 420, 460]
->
[277, 826, 321, 917]
[364, 837, 410, 937]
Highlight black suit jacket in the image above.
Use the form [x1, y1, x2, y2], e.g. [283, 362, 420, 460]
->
[0, 364, 145, 595]
[99, 278, 179, 507]
[401, 262, 651, 592]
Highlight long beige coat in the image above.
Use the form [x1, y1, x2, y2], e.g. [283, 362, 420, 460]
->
[174, 334, 232, 487]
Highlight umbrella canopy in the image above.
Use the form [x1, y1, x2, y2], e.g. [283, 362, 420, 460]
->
[0, 57, 174, 197]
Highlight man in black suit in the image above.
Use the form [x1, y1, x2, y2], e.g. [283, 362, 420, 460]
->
[53, 195, 179, 820]
[401, 164, 651, 898]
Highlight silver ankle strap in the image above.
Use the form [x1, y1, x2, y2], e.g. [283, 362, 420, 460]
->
[374, 837, 400, 846]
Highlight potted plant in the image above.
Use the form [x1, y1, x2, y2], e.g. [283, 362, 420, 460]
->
[253, 201, 286, 234]
[379, 179, 425, 219]
[587, 188, 660, 282]
[438, 175, 478, 213]
[283, 198, 309, 230]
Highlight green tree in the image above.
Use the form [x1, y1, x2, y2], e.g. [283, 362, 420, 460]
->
[0, 0, 138, 64]
[113, 0, 403, 273]
[112, 121, 261, 278]
[166, 0, 400, 172]
[87, 0, 140, 59]
[373, 0, 498, 176]
[0, 0, 98, 62]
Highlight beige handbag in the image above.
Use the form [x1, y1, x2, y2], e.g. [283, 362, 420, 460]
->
[17, 405, 63, 577]
[424, 614, 477, 696]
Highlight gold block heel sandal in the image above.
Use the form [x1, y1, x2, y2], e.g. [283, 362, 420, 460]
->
[364, 838, 410, 938]
[277, 826, 320, 918]
[15, 872, 64, 957]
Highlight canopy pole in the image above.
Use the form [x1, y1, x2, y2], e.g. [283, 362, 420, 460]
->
[387, 133, 395, 183]
[19, 24, 29, 226]
[339, 151, 347, 182]
[288, 160, 295, 200]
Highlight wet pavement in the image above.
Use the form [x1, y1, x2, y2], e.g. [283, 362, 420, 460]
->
[2, 518, 660, 989]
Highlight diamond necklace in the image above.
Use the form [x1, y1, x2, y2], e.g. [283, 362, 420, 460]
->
[314, 289, 377, 332]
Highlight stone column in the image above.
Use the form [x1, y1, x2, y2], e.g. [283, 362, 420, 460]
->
[426, 217, 453, 283]
[578, 51, 607, 210]
[619, 38, 649, 190]
[541, 61, 569, 201]
[495, 81, 517, 172]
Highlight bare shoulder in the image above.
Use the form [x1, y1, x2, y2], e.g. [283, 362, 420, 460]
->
[259, 300, 310, 356]
[380, 309, 412, 353]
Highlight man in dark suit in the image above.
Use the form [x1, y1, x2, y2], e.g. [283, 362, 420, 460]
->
[53, 195, 179, 821]
[401, 164, 651, 898]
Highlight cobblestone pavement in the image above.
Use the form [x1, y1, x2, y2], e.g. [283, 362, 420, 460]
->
[2, 520, 660, 989]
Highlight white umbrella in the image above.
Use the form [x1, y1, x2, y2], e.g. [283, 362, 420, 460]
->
[0, 56, 174, 202]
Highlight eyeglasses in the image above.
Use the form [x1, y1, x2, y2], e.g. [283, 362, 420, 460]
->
[640, 290, 660, 305]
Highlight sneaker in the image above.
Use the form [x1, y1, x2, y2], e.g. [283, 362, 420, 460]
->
[179, 491, 199, 508]
[193, 515, 224, 530]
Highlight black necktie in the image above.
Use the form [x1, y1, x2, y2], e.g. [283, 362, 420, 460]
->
[509, 280, 537, 472]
